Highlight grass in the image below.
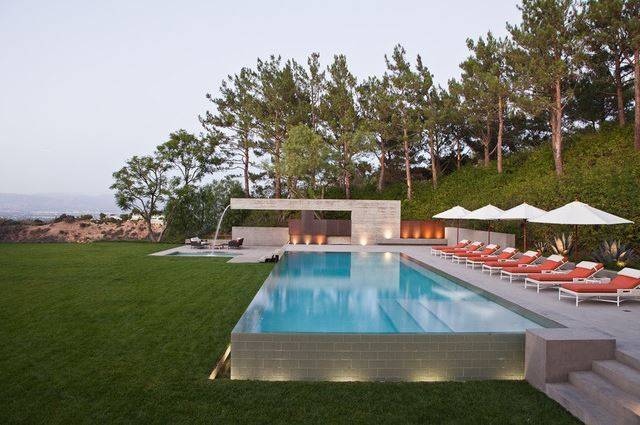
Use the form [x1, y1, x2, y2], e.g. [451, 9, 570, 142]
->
[0, 242, 579, 424]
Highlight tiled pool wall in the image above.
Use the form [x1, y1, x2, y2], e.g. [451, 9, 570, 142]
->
[231, 332, 525, 381]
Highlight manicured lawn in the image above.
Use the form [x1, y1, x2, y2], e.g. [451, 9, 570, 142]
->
[0, 243, 578, 424]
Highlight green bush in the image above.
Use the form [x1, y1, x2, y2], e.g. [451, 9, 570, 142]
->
[346, 125, 640, 256]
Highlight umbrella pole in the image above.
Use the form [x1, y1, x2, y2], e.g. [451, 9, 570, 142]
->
[523, 219, 527, 251]
[488, 221, 491, 244]
[574, 224, 579, 259]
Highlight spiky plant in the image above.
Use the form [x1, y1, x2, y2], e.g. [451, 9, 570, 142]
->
[592, 240, 637, 269]
[549, 233, 574, 256]
[533, 241, 547, 254]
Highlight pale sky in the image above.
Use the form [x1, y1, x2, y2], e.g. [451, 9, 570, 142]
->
[0, 0, 520, 195]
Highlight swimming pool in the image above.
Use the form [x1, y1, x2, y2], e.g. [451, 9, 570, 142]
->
[231, 251, 556, 382]
[168, 251, 237, 257]
[234, 251, 544, 333]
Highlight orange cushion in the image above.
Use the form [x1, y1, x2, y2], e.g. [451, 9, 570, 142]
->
[562, 275, 640, 293]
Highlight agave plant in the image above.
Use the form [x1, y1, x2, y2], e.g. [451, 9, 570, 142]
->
[549, 233, 574, 256]
[592, 240, 637, 268]
[533, 241, 548, 254]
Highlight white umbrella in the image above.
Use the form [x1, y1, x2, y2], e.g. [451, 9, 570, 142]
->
[433, 206, 470, 243]
[464, 204, 505, 244]
[498, 202, 546, 250]
[529, 201, 633, 257]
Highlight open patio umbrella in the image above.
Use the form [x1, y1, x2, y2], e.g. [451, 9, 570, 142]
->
[464, 204, 505, 244]
[498, 202, 546, 250]
[432, 206, 470, 243]
[529, 200, 633, 257]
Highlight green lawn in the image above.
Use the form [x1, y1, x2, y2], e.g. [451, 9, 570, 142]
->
[0, 243, 578, 424]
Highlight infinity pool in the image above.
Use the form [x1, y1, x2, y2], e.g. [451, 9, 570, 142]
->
[233, 251, 544, 334]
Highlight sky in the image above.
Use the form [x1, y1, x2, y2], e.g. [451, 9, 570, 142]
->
[0, 0, 521, 195]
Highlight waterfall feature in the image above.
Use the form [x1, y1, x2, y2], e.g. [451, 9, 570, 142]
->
[212, 204, 231, 248]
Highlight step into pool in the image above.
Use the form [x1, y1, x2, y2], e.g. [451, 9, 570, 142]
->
[231, 251, 558, 382]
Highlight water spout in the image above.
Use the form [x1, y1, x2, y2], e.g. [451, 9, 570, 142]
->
[213, 204, 231, 248]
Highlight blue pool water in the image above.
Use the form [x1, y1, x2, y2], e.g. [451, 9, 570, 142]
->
[233, 252, 544, 333]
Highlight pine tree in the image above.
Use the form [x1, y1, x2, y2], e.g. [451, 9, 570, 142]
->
[508, 0, 581, 176]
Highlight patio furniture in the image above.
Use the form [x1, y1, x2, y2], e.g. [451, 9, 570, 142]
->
[482, 250, 541, 275]
[558, 267, 640, 306]
[523, 261, 604, 293]
[430, 239, 470, 256]
[466, 247, 518, 269]
[226, 238, 244, 249]
[440, 241, 484, 260]
[451, 244, 499, 264]
[500, 254, 567, 283]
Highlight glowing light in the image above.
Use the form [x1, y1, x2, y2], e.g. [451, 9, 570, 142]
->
[383, 252, 393, 262]
[360, 238, 367, 246]
[383, 230, 392, 239]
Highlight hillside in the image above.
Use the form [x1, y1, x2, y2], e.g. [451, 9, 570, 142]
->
[0, 218, 163, 243]
[353, 125, 640, 252]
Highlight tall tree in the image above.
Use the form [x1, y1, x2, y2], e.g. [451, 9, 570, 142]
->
[320, 55, 362, 199]
[253, 56, 307, 198]
[282, 124, 329, 197]
[627, 0, 640, 149]
[110, 155, 169, 242]
[582, 0, 633, 126]
[156, 129, 219, 189]
[508, 0, 581, 176]
[357, 76, 397, 191]
[201, 68, 257, 197]
[385, 45, 423, 200]
[459, 33, 508, 171]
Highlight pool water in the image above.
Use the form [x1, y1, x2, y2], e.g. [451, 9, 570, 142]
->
[233, 251, 544, 334]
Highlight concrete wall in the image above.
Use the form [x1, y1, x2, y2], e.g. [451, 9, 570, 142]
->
[232, 227, 289, 246]
[524, 328, 615, 391]
[445, 227, 516, 248]
[231, 332, 525, 382]
[230, 198, 401, 245]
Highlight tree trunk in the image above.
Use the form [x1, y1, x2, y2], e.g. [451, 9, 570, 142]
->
[483, 120, 491, 167]
[552, 78, 564, 176]
[456, 139, 461, 170]
[243, 143, 250, 197]
[429, 139, 438, 189]
[402, 122, 413, 200]
[635, 48, 640, 150]
[377, 143, 386, 192]
[274, 137, 281, 198]
[145, 217, 157, 242]
[344, 140, 351, 199]
[615, 57, 626, 126]
[497, 95, 504, 174]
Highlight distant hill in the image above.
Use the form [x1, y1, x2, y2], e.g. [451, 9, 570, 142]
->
[0, 193, 121, 220]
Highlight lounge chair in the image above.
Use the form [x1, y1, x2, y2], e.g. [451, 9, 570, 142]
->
[441, 241, 484, 260]
[430, 239, 471, 257]
[482, 250, 540, 276]
[189, 237, 207, 249]
[228, 238, 244, 249]
[558, 267, 640, 306]
[451, 244, 499, 264]
[466, 247, 518, 269]
[523, 261, 604, 293]
[500, 254, 567, 283]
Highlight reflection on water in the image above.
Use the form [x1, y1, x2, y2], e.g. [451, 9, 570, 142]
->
[234, 252, 542, 333]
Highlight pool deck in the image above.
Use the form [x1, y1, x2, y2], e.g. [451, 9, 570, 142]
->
[286, 244, 640, 358]
[151, 244, 285, 263]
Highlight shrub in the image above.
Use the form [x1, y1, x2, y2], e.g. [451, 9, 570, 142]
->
[591, 240, 637, 270]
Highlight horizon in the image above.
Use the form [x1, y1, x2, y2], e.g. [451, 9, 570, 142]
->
[1, 0, 520, 196]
